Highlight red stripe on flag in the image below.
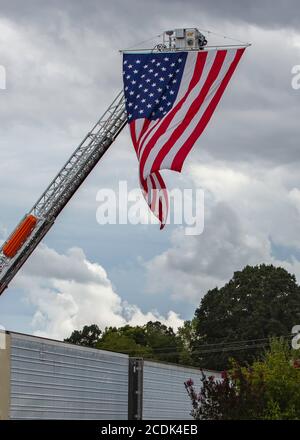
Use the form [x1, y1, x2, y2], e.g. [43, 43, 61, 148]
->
[149, 174, 157, 210]
[137, 119, 152, 144]
[139, 51, 208, 175]
[130, 121, 138, 153]
[143, 171, 169, 229]
[150, 50, 227, 174]
[137, 52, 208, 158]
[137, 118, 161, 158]
[154, 171, 168, 229]
[171, 48, 245, 171]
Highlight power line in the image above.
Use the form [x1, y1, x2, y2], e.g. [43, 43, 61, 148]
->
[154, 344, 270, 359]
[96, 334, 292, 356]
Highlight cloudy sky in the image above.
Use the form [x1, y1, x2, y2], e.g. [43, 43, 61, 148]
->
[0, 1, 299, 340]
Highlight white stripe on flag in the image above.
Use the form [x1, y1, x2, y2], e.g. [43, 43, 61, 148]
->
[160, 49, 237, 169]
[151, 172, 168, 224]
[134, 119, 145, 141]
[142, 50, 222, 179]
[137, 51, 199, 158]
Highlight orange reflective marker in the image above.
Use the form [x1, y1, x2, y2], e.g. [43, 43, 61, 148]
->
[3, 215, 37, 258]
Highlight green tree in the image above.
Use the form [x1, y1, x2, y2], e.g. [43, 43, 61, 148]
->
[64, 324, 102, 347]
[193, 264, 300, 370]
[143, 321, 180, 363]
[249, 338, 300, 419]
[96, 325, 152, 357]
[177, 320, 197, 365]
[65, 322, 187, 361]
[96, 322, 185, 363]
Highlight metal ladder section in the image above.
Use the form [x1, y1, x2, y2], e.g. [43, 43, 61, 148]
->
[0, 91, 127, 295]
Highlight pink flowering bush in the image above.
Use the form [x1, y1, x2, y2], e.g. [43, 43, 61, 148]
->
[185, 368, 266, 420]
[185, 339, 300, 420]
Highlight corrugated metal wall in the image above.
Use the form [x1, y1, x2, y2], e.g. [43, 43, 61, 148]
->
[142, 360, 220, 420]
[4, 333, 221, 420]
[9, 333, 129, 420]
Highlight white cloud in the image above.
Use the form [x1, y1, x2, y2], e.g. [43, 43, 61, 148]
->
[145, 159, 300, 303]
[0, 225, 7, 245]
[189, 161, 300, 249]
[288, 188, 300, 215]
[123, 303, 183, 331]
[145, 203, 271, 302]
[13, 244, 183, 340]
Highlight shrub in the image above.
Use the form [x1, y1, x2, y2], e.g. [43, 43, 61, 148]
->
[185, 339, 300, 420]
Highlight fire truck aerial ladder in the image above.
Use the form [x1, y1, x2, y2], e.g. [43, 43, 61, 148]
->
[0, 90, 127, 295]
[0, 28, 246, 296]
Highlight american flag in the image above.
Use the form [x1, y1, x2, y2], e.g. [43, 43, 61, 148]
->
[123, 47, 245, 228]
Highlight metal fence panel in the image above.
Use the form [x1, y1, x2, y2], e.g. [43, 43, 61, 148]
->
[9, 333, 129, 420]
[142, 360, 221, 420]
